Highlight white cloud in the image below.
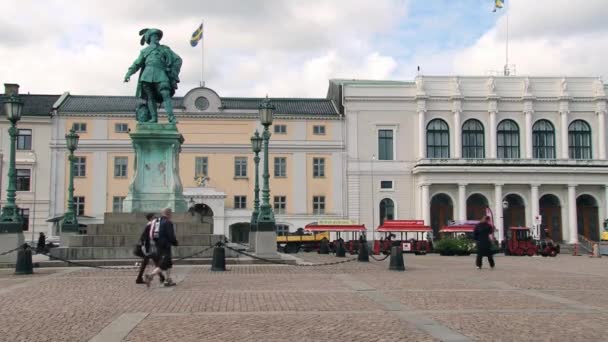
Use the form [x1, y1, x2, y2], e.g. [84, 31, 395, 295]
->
[0, 0, 407, 97]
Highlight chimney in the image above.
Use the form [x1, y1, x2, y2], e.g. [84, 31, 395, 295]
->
[4, 83, 19, 96]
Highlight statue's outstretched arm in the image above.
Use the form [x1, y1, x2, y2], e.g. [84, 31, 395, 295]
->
[124, 52, 144, 82]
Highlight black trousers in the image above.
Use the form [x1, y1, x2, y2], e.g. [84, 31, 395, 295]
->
[136, 256, 150, 280]
[476, 253, 495, 268]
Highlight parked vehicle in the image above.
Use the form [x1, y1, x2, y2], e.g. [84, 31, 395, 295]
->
[374, 220, 432, 255]
[505, 226, 560, 257]
[305, 224, 367, 254]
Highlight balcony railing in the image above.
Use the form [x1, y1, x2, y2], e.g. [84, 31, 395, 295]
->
[415, 158, 608, 167]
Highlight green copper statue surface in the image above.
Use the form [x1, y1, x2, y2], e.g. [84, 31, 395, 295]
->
[124, 28, 182, 123]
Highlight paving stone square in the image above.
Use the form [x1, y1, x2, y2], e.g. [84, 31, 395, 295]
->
[0, 254, 607, 341]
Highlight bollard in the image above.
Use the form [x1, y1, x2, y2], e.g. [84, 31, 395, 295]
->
[389, 246, 405, 271]
[357, 242, 369, 262]
[318, 239, 330, 254]
[15, 244, 33, 275]
[335, 241, 346, 257]
[211, 246, 226, 271]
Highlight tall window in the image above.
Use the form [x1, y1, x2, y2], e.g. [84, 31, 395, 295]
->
[275, 224, 289, 236]
[533, 120, 556, 159]
[426, 119, 449, 158]
[497, 119, 520, 159]
[462, 119, 485, 158]
[19, 208, 30, 231]
[17, 129, 32, 150]
[274, 157, 287, 177]
[313, 196, 326, 215]
[379, 198, 395, 225]
[234, 196, 247, 209]
[112, 196, 125, 212]
[234, 157, 247, 177]
[74, 196, 85, 216]
[16, 169, 31, 191]
[569, 120, 592, 160]
[74, 157, 86, 177]
[114, 157, 128, 177]
[195, 156, 208, 176]
[273, 196, 286, 214]
[313, 157, 325, 177]
[378, 129, 394, 160]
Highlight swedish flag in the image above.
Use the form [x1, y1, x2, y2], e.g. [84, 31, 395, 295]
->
[493, 0, 504, 12]
[190, 23, 203, 47]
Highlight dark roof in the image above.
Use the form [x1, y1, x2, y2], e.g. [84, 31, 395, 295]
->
[60, 95, 183, 113]
[0, 94, 59, 117]
[58, 95, 338, 116]
[220, 98, 338, 116]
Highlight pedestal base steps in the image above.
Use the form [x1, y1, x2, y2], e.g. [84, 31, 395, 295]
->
[50, 213, 236, 260]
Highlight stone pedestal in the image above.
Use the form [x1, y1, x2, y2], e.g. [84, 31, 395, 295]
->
[255, 221, 279, 259]
[0, 232, 24, 263]
[123, 123, 187, 213]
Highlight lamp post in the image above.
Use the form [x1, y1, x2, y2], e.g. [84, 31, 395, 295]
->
[255, 96, 278, 257]
[249, 130, 262, 250]
[0, 95, 24, 233]
[60, 128, 80, 233]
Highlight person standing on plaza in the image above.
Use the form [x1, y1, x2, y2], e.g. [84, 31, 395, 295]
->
[136, 213, 166, 284]
[145, 208, 178, 287]
[473, 216, 495, 269]
[36, 232, 46, 254]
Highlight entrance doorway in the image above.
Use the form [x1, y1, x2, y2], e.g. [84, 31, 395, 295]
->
[539, 194, 562, 241]
[379, 198, 395, 226]
[229, 222, 250, 243]
[503, 194, 525, 238]
[466, 194, 489, 220]
[577, 195, 599, 241]
[430, 194, 453, 236]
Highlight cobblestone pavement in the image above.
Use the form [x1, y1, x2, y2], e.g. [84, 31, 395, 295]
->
[0, 253, 607, 341]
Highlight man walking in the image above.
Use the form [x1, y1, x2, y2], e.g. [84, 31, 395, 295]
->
[136, 213, 165, 284]
[473, 216, 495, 269]
[145, 208, 178, 287]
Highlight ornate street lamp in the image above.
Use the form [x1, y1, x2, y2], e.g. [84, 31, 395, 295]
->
[0, 95, 24, 233]
[60, 128, 80, 232]
[255, 96, 278, 257]
[250, 130, 263, 228]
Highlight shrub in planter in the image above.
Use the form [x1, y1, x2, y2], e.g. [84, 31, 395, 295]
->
[434, 238, 466, 256]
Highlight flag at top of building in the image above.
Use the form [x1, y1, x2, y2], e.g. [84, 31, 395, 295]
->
[190, 23, 203, 47]
[493, 0, 504, 12]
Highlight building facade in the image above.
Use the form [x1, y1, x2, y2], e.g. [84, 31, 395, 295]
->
[49, 87, 346, 240]
[333, 76, 608, 244]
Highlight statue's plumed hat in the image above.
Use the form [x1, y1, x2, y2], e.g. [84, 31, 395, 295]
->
[139, 28, 163, 45]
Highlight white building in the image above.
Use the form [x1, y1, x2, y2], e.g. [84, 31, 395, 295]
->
[331, 76, 608, 244]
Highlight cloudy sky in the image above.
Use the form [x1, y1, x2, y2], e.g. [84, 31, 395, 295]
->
[1, 0, 606, 97]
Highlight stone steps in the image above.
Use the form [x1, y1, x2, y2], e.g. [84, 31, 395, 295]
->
[85, 222, 212, 235]
[66, 234, 220, 248]
[50, 245, 237, 260]
[103, 212, 211, 224]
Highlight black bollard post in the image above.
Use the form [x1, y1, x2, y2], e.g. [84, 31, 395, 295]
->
[15, 244, 33, 275]
[211, 246, 226, 271]
[319, 239, 330, 254]
[358, 241, 369, 262]
[335, 241, 346, 257]
[389, 246, 405, 271]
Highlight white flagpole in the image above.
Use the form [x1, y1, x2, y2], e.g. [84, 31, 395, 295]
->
[201, 20, 205, 87]
[504, 2, 510, 76]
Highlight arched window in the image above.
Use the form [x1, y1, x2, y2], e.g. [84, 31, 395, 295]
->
[497, 119, 520, 159]
[426, 119, 449, 158]
[379, 198, 395, 226]
[533, 120, 555, 159]
[462, 119, 484, 158]
[569, 120, 592, 160]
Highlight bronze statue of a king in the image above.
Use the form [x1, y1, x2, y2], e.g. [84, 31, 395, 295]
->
[124, 28, 182, 123]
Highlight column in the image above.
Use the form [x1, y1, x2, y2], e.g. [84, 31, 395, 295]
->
[604, 186, 608, 224]
[494, 184, 504, 242]
[453, 110, 462, 159]
[567, 184, 578, 244]
[458, 183, 467, 221]
[560, 111, 569, 159]
[598, 110, 606, 159]
[489, 111, 497, 159]
[418, 110, 425, 159]
[530, 184, 539, 236]
[421, 184, 430, 226]
[524, 111, 533, 159]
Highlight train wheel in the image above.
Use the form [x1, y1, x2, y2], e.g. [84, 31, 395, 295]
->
[285, 243, 299, 254]
[515, 248, 524, 256]
[527, 248, 536, 257]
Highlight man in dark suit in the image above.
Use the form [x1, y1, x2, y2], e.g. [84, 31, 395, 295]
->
[136, 213, 166, 284]
[144, 208, 179, 287]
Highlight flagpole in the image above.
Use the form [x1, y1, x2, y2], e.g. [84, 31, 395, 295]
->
[504, 2, 509, 76]
[201, 20, 205, 87]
